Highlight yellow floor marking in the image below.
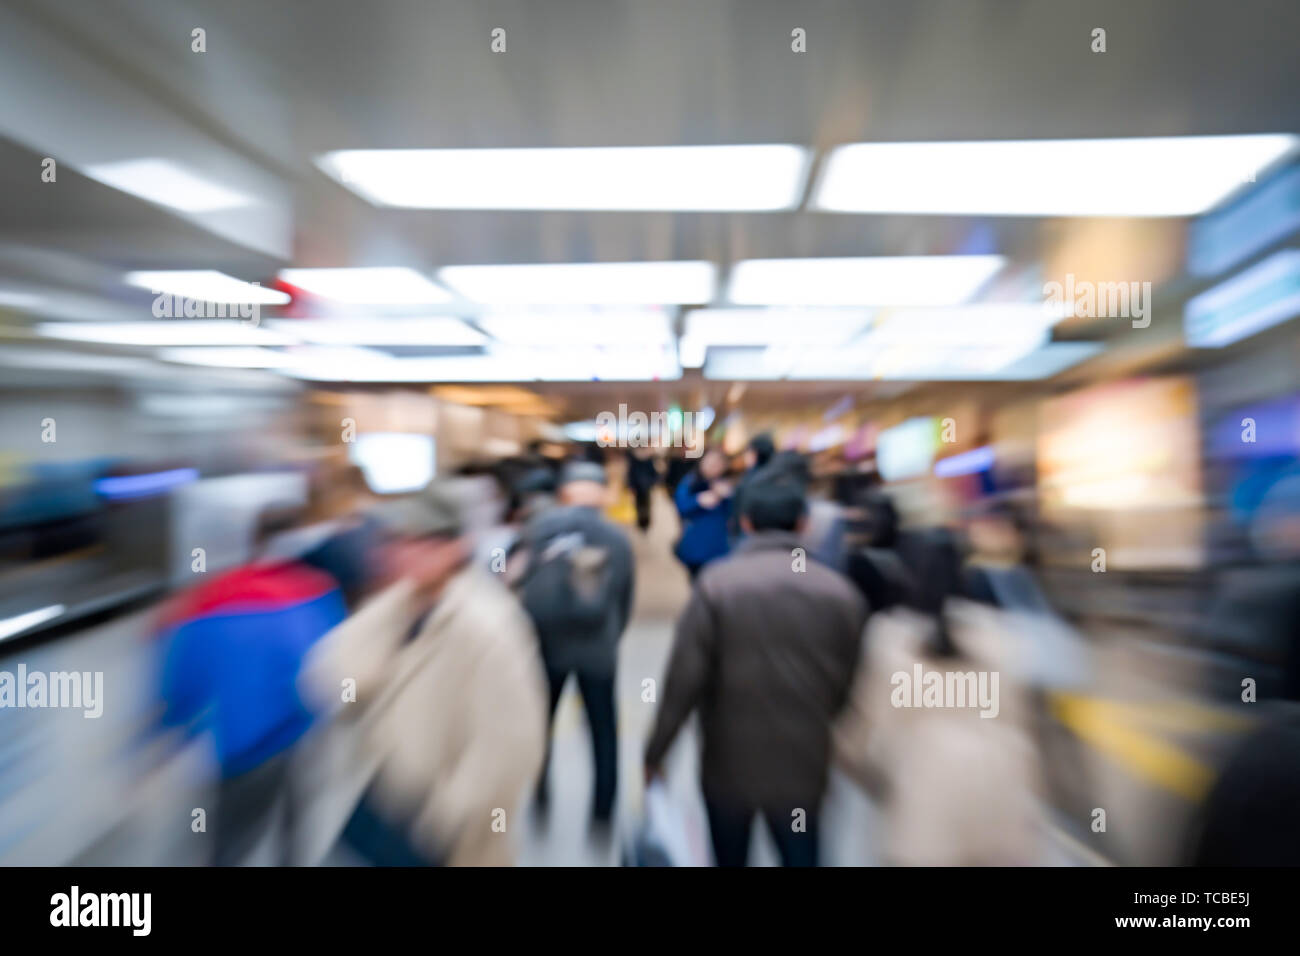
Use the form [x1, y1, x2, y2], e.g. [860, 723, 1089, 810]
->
[1050, 694, 1217, 802]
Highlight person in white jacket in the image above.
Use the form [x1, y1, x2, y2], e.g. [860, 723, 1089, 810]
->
[834, 534, 1045, 865]
[299, 480, 548, 866]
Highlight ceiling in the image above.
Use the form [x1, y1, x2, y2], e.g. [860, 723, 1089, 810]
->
[1, 0, 1298, 407]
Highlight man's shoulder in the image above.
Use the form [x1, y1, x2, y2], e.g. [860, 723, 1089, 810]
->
[700, 546, 863, 605]
[562, 507, 632, 549]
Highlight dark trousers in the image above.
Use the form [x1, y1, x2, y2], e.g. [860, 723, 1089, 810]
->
[213, 751, 294, 866]
[633, 488, 652, 530]
[340, 785, 440, 866]
[538, 665, 618, 820]
[704, 797, 820, 867]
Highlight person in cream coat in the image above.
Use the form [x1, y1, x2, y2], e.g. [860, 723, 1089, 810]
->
[299, 480, 548, 867]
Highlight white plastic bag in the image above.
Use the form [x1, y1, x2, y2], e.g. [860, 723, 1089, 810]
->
[626, 781, 710, 866]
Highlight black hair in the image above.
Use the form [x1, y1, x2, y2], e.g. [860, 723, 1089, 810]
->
[741, 471, 807, 532]
[748, 432, 776, 469]
[515, 466, 557, 496]
[861, 492, 900, 548]
[764, 450, 811, 488]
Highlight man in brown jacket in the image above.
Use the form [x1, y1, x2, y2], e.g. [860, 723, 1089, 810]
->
[644, 468, 868, 866]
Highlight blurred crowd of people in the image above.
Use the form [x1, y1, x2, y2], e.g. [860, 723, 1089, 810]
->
[139, 424, 1300, 867]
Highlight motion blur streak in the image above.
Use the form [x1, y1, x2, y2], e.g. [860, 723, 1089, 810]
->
[1, 0, 1299, 868]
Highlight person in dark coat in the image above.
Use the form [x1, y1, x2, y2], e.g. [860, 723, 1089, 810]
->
[625, 448, 660, 532]
[647, 470, 867, 866]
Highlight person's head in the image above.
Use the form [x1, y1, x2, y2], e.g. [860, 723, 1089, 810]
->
[744, 433, 776, 471]
[374, 481, 468, 598]
[558, 460, 608, 508]
[739, 471, 808, 534]
[513, 466, 558, 518]
[765, 450, 811, 488]
[698, 446, 729, 481]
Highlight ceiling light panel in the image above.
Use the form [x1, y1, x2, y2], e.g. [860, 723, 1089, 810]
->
[84, 159, 256, 212]
[278, 267, 452, 305]
[727, 256, 1006, 306]
[126, 271, 289, 305]
[813, 135, 1300, 217]
[317, 145, 810, 211]
[440, 261, 715, 306]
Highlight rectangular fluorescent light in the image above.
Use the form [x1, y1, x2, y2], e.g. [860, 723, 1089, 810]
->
[157, 347, 299, 368]
[680, 308, 873, 368]
[477, 309, 674, 346]
[440, 261, 715, 305]
[316, 145, 809, 211]
[795, 343, 1043, 379]
[0, 604, 66, 643]
[702, 341, 1099, 381]
[126, 271, 289, 305]
[267, 317, 484, 346]
[684, 308, 872, 343]
[278, 267, 452, 305]
[83, 159, 255, 212]
[37, 321, 296, 346]
[281, 345, 680, 382]
[728, 256, 1005, 306]
[861, 303, 1061, 348]
[1185, 249, 1300, 348]
[813, 135, 1300, 217]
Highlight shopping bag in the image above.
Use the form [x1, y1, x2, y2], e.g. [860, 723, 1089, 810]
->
[623, 781, 709, 866]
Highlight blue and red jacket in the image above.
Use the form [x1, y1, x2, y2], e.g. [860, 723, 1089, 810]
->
[157, 562, 346, 777]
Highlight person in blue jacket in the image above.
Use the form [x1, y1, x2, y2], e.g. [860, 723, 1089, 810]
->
[674, 447, 734, 580]
[157, 506, 346, 866]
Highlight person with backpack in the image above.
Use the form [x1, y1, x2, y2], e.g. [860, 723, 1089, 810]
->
[519, 460, 635, 828]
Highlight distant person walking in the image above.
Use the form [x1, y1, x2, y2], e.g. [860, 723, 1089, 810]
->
[673, 447, 734, 580]
[728, 432, 776, 539]
[519, 461, 636, 828]
[625, 447, 660, 532]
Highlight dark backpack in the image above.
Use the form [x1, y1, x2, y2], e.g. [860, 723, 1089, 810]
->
[521, 528, 615, 637]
